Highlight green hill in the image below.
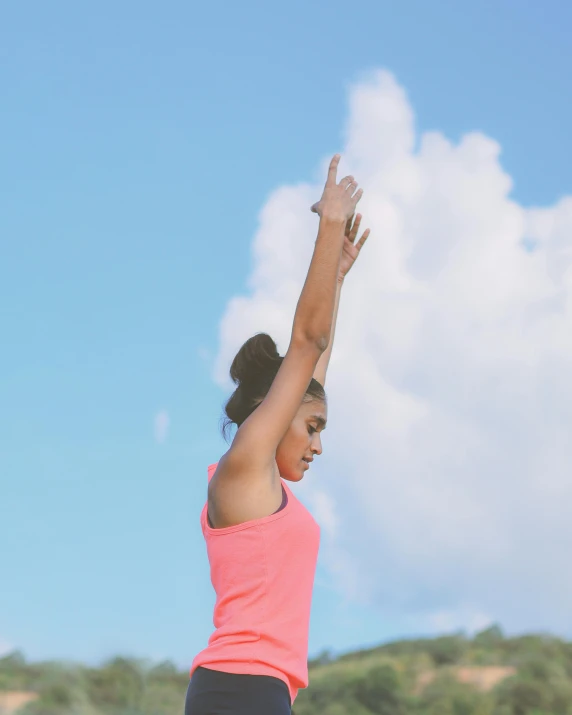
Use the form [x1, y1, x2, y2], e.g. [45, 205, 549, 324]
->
[1, 626, 571, 715]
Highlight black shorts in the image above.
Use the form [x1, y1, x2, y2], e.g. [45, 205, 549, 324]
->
[185, 666, 292, 715]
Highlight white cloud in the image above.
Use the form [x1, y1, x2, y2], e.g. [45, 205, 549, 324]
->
[427, 607, 494, 636]
[154, 410, 170, 445]
[212, 69, 572, 637]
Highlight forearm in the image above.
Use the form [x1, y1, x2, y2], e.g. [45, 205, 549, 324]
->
[292, 216, 346, 346]
[313, 277, 343, 387]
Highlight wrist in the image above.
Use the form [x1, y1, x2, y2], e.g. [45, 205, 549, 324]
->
[319, 213, 347, 228]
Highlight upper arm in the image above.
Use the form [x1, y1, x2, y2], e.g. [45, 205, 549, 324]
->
[227, 333, 324, 473]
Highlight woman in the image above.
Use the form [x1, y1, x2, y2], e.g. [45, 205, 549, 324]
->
[185, 154, 370, 714]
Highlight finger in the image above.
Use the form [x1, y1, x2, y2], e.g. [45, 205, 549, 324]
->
[347, 180, 358, 194]
[340, 175, 355, 189]
[355, 228, 370, 251]
[348, 213, 362, 243]
[345, 214, 354, 236]
[326, 154, 341, 187]
[311, 202, 319, 213]
[352, 187, 364, 206]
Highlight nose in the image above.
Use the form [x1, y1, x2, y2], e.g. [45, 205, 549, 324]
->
[312, 434, 323, 456]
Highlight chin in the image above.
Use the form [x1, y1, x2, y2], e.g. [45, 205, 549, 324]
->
[288, 473, 304, 483]
[279, 466, 305, 482]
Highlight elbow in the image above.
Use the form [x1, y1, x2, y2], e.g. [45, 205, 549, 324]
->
[292, 328, 329, 353]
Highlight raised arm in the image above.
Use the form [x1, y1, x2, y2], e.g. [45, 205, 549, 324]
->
[228, 154, 363, 470]
[209, 156, 368, 528]
[313, 212, 370, 387]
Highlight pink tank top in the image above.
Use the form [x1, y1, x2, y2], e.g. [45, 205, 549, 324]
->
[189, 462, 321, 705]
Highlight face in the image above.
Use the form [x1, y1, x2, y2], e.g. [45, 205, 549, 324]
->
[275, 399, 327, 482]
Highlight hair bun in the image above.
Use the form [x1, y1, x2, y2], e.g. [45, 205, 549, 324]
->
[229, 333, 281, 387]
[221, 331, 326, 443]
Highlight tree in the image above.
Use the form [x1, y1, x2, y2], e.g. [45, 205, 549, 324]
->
[427, 635, 469, 666]
[473, 625, 504, 649]
[84, 656, 145, 712]
[354, 664, 404, 715]
[496, 677, 550, 715]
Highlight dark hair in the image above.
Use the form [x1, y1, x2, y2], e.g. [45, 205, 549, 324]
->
[220, 332, 326, 443]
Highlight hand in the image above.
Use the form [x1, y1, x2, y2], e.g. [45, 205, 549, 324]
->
[310, 154, 364, 222]
[338, 213, 370, 282]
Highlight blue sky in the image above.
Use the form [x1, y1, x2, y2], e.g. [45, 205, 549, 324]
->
[1, 0, 571, 670]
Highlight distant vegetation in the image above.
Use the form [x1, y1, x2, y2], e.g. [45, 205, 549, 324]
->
[1, 626, 571, 715]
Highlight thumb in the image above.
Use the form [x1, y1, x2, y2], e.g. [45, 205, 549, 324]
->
[311, 202, 320, 213]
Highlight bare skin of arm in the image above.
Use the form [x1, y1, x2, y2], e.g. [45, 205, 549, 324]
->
[313, 213, 370, 386]
[209, 155, 364, 528]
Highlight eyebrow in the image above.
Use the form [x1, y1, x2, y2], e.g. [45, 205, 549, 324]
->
[309, 415, 327, 429]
